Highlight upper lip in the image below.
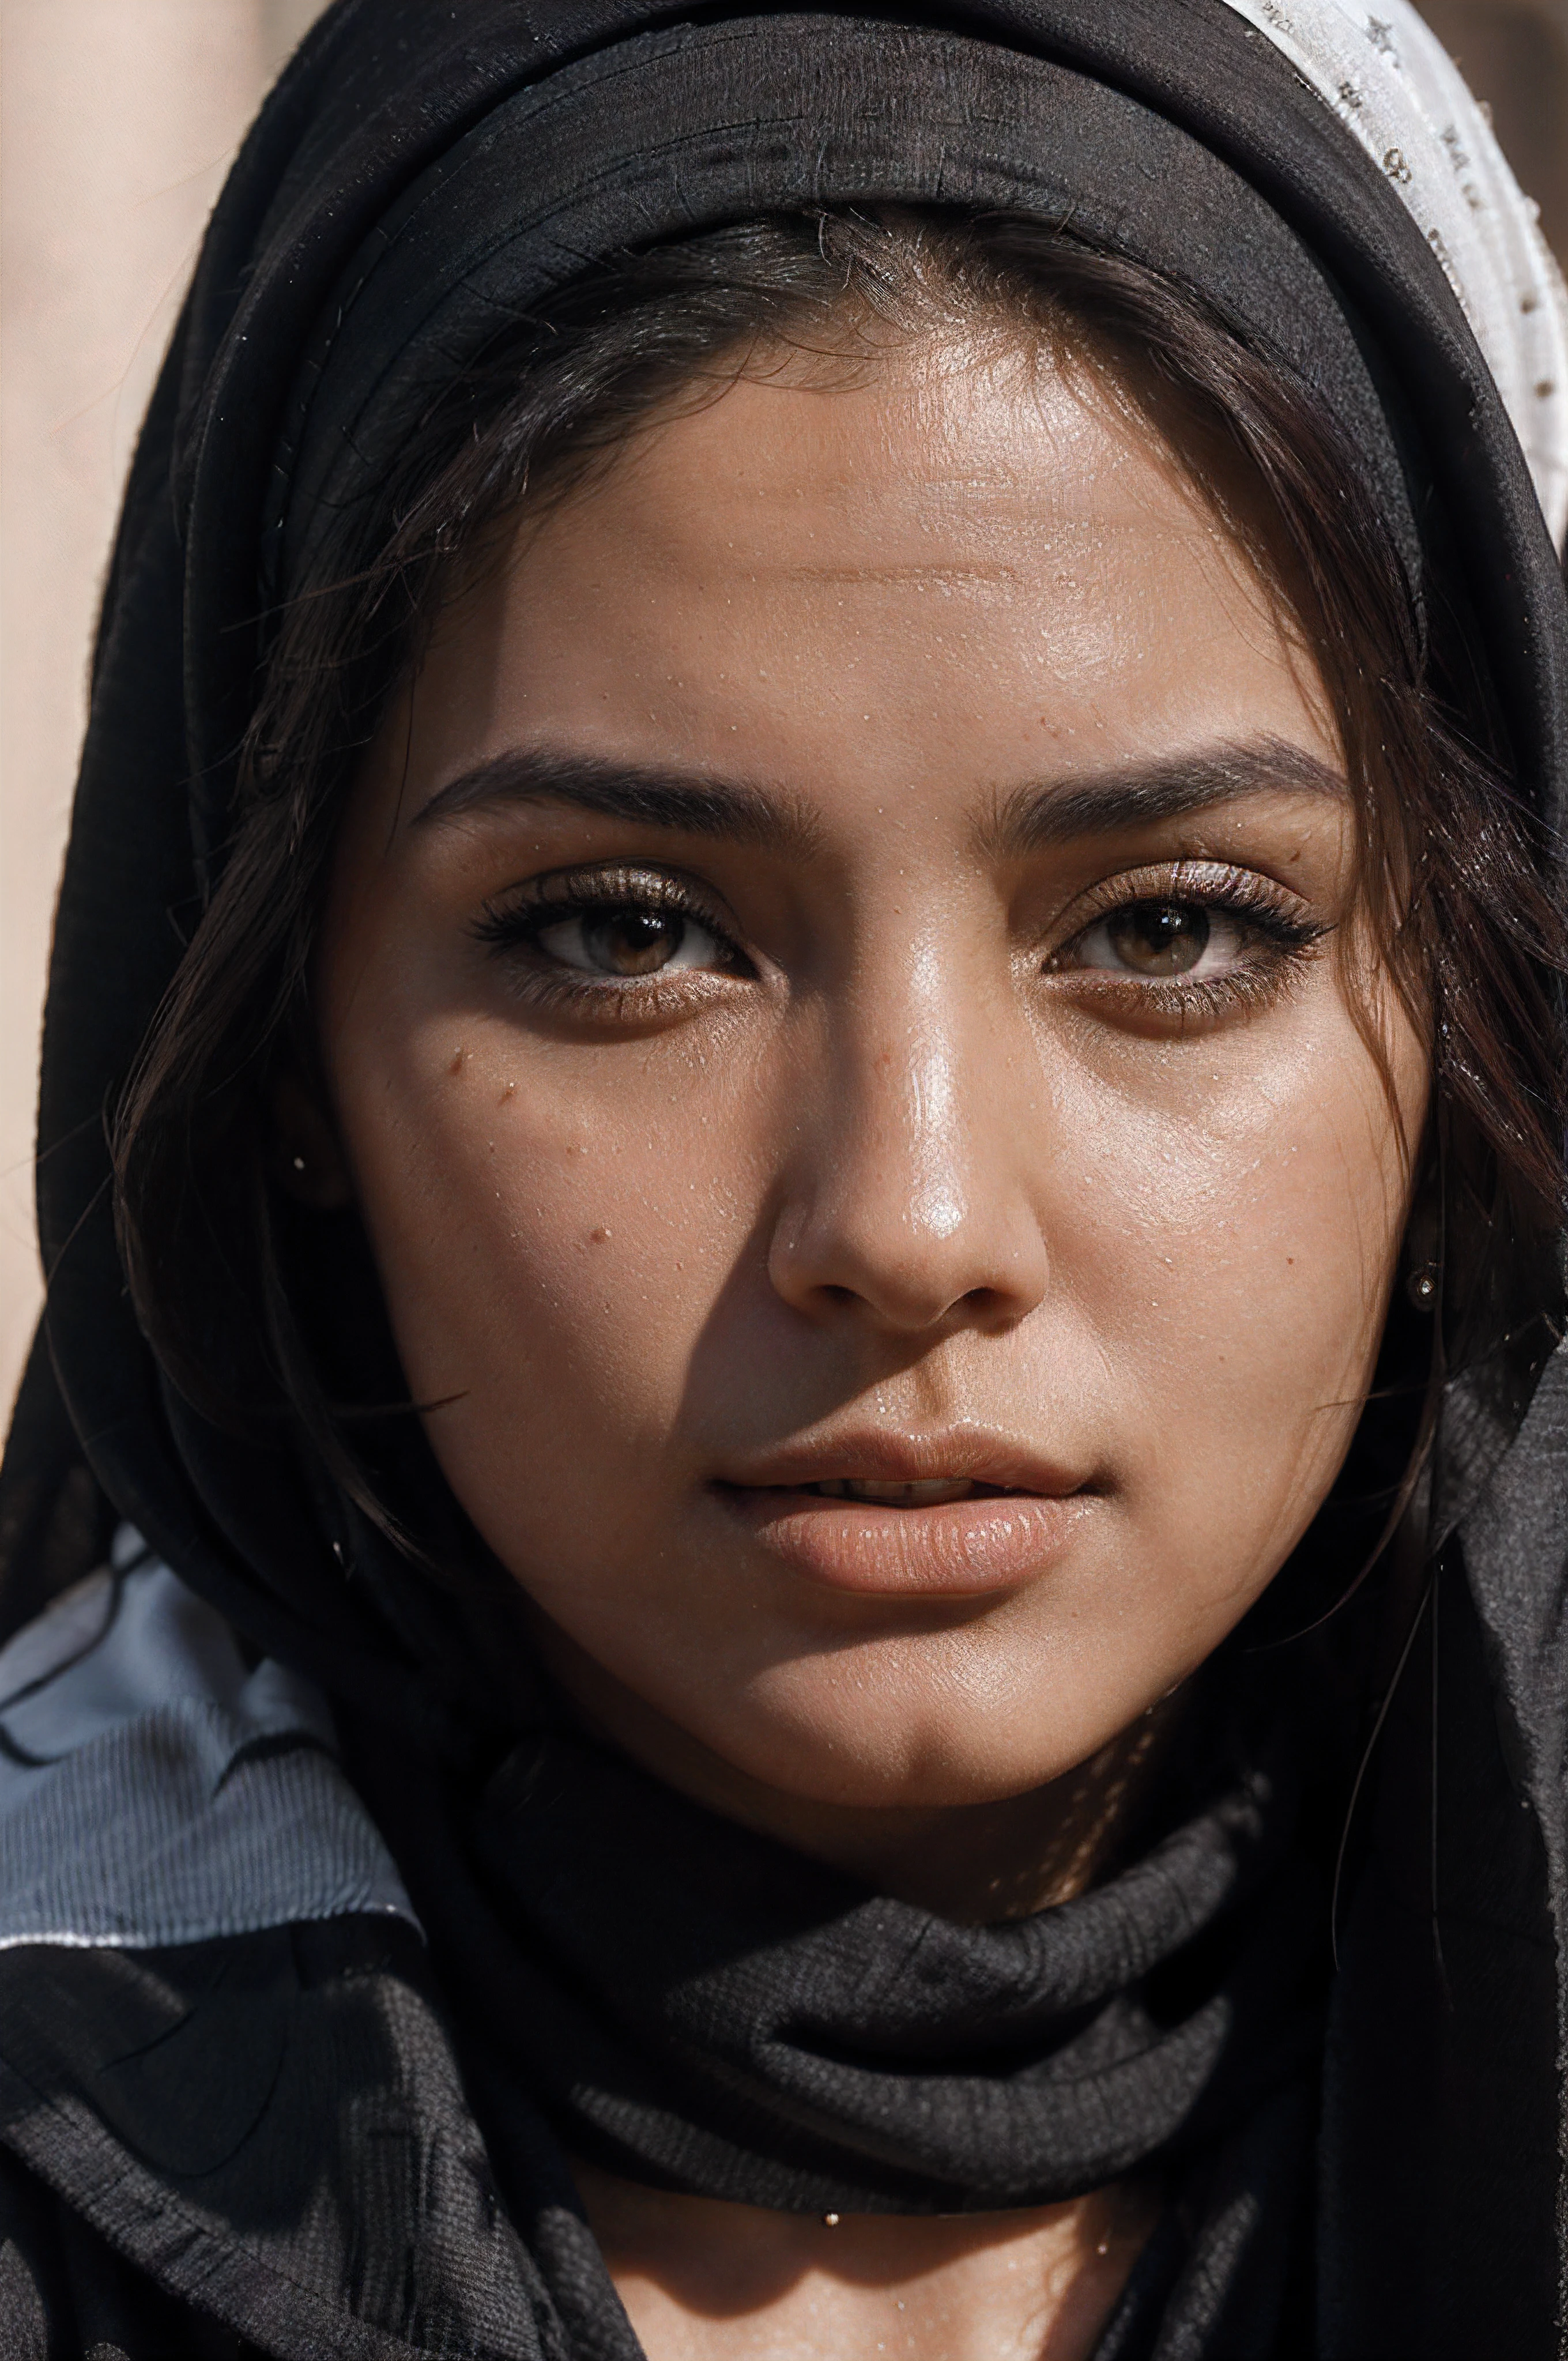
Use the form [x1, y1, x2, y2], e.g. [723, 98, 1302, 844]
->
[712, 1430, 1089, 1498]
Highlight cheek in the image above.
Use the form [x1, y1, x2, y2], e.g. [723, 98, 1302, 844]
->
[331, 1005, 763, 1556]
[342, 982, 1412, 1579]
[1054, 998, 1419, 1582]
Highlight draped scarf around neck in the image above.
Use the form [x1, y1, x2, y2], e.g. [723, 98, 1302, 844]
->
[344, 1663, 1332, 2358]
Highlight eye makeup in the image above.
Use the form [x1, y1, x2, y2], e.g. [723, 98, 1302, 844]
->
[1045, 858, 1328, 1025]
[472, 862, 752, 1004]
[468, 850, 1327, 1029]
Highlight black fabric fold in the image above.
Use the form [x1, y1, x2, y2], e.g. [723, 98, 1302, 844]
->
[266, 16, 1421, 606]
[353, 1710, 1323, 2219]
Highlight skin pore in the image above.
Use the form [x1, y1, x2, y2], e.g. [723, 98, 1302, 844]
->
[299, 325, 1428, 2359]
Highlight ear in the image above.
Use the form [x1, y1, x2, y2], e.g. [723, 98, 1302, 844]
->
[271, 1068, 355, 1209]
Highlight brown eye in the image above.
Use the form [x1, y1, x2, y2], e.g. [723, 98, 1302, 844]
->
[534, 904, 723, 979]
[1103, 902, 1211, 975]
[585, 910, 685, 975]
[1066, 900, 1221, 981]
[1056, 874, 1322, 1000]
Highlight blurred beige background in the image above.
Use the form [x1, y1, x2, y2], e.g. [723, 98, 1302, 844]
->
[1, 0, 330, 1419]
[2, 0, 1567, 1426]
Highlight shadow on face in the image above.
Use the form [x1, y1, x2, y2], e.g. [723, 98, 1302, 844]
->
[310, 327, 1428, 1879]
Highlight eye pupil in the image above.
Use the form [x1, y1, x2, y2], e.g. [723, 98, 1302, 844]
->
[1107, 902, 1210, 975]
[585, 908, 684, 975]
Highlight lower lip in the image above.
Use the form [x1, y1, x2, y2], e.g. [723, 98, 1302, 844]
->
[713, 1485, 1095, 1596]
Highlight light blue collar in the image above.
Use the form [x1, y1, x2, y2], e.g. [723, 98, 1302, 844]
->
[0, 1528, 417, 1951]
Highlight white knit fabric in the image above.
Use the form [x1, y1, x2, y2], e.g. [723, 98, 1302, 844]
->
[1216, 0, 1568, 544]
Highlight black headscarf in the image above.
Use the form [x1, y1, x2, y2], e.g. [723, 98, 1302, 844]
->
[7, 3, 1568, 2354]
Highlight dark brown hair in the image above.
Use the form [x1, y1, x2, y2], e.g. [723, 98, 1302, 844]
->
[110, 207, 1568, 1553]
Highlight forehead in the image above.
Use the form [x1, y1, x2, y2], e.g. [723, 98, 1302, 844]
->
[387, 337, 1330, 827]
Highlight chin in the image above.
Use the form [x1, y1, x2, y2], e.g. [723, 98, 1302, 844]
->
[705, 1676, 1125, 1812]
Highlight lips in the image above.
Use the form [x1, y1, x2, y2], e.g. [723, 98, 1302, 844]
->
[711, 1434, 1096, 1597]
[801, 1476, 1015, 1507]
[719, 1429, 1082, 1498]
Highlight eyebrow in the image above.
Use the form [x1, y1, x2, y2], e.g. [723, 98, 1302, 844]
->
[413, 746, 822, 854]
[413, 733, 1343, 853]
[983, 736, 1345, 854]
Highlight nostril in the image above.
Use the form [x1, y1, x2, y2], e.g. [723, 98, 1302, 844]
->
[960, 1284, 1030, 1330]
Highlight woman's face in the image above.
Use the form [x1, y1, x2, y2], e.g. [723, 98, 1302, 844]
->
[316, 333, 1427, 1812]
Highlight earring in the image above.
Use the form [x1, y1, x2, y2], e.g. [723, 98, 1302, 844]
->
[1406, 1262, 1439, 1311]
[291, 1155, 307, 1173]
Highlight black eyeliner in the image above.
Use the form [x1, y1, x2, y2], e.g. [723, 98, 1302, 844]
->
[471, 862, 739, 960]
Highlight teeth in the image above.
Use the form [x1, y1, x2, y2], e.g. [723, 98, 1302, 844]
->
[810, 1477, 981, 1506]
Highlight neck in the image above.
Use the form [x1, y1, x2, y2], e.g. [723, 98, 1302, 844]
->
[527, 1621, 1190, 1922]
[570, 2152, 1159, 2361]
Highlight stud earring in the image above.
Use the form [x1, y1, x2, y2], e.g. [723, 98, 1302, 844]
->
[291, 1154, 307, 1173]
[1406, 1262, 1439, 1310]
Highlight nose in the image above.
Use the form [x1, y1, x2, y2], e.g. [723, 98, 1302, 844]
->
[766, 946, 1050, 1336]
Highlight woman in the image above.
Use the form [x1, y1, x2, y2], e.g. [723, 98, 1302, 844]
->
[2, 0, 1566, 2352]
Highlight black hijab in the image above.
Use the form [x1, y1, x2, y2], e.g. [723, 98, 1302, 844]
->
[6, 2, 1568, 2354]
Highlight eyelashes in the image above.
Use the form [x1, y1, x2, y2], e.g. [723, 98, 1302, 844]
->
[472, 866, 750, 1004]
[1048, 862, 1326, 1019]
[472, 858, 1326, 1025]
